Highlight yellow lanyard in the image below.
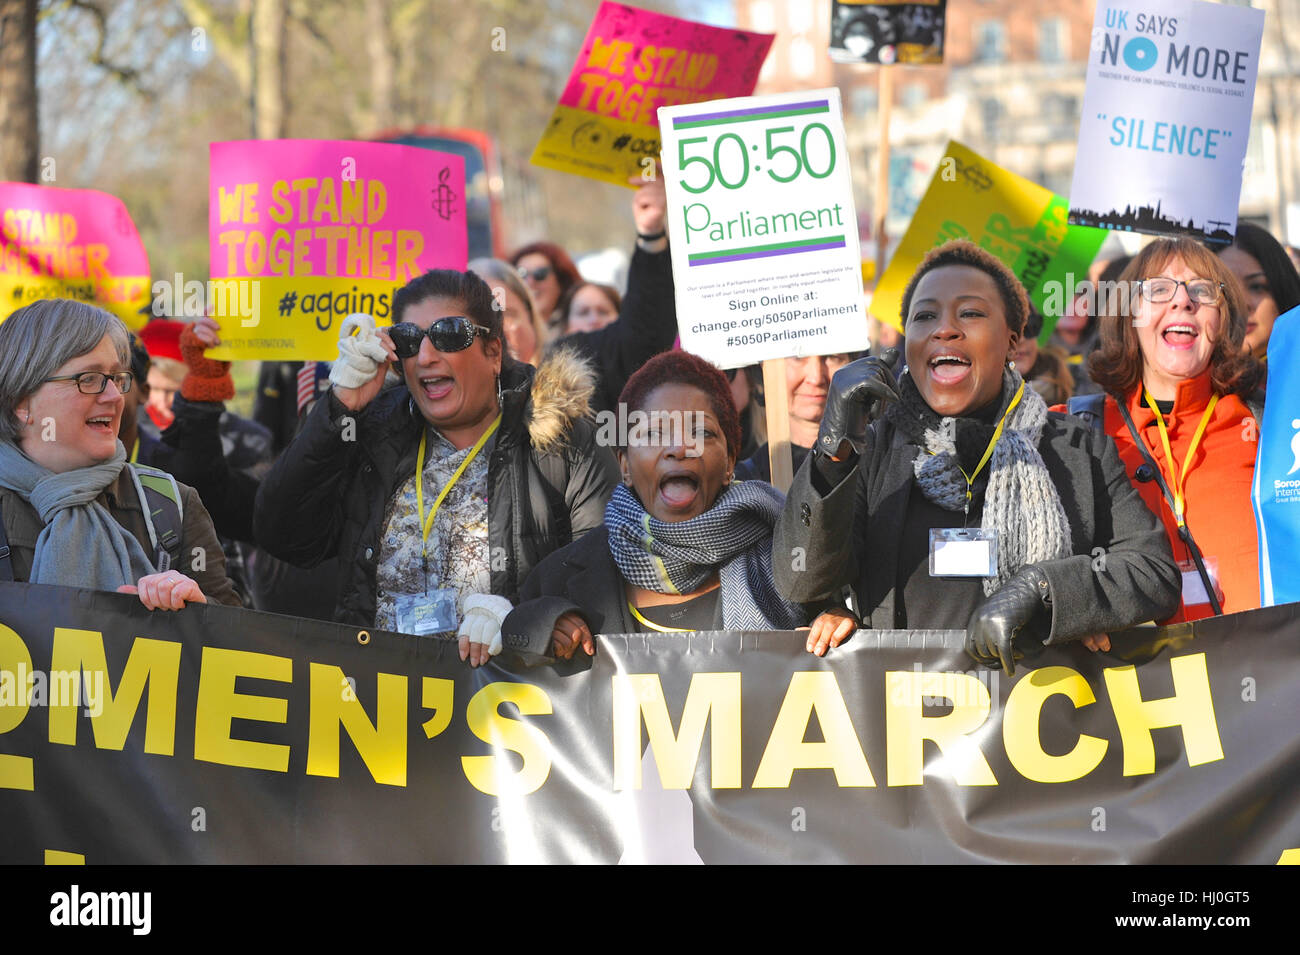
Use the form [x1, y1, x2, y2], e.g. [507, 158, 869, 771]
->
[1143, 391, 1218, 528]
[929, 381, 1024, 518]
[627, 600, 691, 633]
[414, 415, 501, 561]
[129, 438, 139, 463]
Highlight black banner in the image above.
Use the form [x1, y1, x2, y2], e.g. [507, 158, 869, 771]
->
[1, 582, 1297, 863]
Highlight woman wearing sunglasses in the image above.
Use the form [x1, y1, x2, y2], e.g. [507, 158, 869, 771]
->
[510, 241, 581, 333]
[253, 269, 619, 666]
[0, 300, 238, 610]
[1079, 238, 1263, 633]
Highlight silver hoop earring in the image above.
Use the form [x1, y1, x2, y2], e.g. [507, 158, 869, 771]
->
[496, 376, 503, 404]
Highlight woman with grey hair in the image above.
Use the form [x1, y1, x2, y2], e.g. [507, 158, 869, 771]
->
[0, 299, 237, 609]
[468, 258, 546, 365]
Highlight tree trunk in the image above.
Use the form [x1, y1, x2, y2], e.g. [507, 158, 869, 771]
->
[364, 0, 396, 134]
[0, 0, 39, 182]
[251, 0, 287, 138]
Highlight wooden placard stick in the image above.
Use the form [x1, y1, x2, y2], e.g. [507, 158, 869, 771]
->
[874, 63, 894, 284]
[762, 358, 793, 493]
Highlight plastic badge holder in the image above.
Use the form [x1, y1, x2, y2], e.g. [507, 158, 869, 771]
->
[929, 527, 998, 578]
[394, 589, 459, 637]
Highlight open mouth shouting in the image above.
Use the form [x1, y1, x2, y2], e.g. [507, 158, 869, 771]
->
[419, 373, 456, 402]
[86, 414, 117, 436]
[1160, 321, 1201, 350]
[657, 468, 701, 513]
[926, 349, 973, 385]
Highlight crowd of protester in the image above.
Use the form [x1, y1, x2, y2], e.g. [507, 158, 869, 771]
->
[3, 195, 1296, 675]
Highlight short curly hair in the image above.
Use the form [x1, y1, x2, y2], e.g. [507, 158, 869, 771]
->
[618, 351, 742, 462]
[899, 239, 1031, 337]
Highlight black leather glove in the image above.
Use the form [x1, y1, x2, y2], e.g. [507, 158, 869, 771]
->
[815, 348, 901, 458]
[964, 564, 1052, 676]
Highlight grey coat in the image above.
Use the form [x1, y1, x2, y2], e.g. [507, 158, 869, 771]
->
[773, 411, 1181, 642]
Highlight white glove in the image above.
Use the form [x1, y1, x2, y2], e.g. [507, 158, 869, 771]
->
[328, 313, 390, 388]
[457, 593, 512, 658]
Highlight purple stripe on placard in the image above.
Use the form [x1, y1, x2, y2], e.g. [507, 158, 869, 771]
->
[690, 239, 845, 266]
[672, 99, 830, 127]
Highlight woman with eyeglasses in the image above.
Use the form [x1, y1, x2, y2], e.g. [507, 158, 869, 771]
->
[253, 269, 619, 665]
[0, 300, 238, 609]
[1080, 237, 1263, 633]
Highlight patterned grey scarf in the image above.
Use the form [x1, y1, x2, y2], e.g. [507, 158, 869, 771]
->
[605, 480, 806, 630]
[0, 439, 156, 590]
[888, 368, 1072, 595]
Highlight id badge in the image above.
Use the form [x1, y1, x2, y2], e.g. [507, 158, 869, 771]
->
[1178, 557, 1219, 606]
[394, 590, 459, 637]
[929, 528, 998, 578]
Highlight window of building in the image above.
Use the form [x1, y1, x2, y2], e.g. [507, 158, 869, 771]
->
[748, 0, 775, 34]
[850, 85, 879, 115]
[790, 36, 815, 78]
[974, 21, 1006, 63]
[1039, 18, 1069, 63]
[788, 3, 812, 35]
[901, 82, 928, 108]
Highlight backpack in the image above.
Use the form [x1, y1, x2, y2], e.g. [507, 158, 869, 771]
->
[1065, 391, 1263, 434]
[0, 463, 185, 582]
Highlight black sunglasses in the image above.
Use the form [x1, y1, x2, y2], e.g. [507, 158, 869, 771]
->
[517, 265, 552, 283]
[388, 317, 493, 359]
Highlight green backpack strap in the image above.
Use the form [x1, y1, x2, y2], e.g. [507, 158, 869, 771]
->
[128, 464, 185, 573]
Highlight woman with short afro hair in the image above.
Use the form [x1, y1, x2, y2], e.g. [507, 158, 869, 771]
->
[499, 350, 808, 663]
[774, 239, 1180, 673]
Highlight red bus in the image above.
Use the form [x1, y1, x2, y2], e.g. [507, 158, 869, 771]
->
[372, 126, 546, 261]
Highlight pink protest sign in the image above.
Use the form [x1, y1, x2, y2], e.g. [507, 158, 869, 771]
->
[531, 1, 774, 186]
[0, 181, 151, 328]
[208, 139, 466, 359]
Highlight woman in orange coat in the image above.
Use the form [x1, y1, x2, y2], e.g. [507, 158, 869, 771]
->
[1084, 237, 1263, 628]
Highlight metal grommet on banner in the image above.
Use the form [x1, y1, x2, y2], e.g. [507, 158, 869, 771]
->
[357, 630, 371, 645]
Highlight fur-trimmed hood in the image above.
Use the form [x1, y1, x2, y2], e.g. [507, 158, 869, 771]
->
[510, 346, 598, 455]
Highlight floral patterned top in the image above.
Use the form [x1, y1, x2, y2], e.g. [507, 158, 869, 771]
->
[373, 426, 492, 636]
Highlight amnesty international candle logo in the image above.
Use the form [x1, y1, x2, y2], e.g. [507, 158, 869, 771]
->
[431, 167, 458, 222]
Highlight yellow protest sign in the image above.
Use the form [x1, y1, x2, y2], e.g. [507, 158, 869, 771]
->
[871, 141, 1106, 335]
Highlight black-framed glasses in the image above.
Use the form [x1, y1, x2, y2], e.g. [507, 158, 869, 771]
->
[43, 371, 134, 395]
[1139, 277, 1223, 305]
[517, 265, 552, 283]
[388, 317, 493, 359]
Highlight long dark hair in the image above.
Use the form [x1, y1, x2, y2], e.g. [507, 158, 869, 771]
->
[1217, 221, 1300, 314]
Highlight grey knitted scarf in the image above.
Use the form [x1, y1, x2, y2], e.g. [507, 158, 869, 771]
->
[0, 439, 156, 590]
[605, 480, 806, 631]
[888, 368, 1072, 595]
